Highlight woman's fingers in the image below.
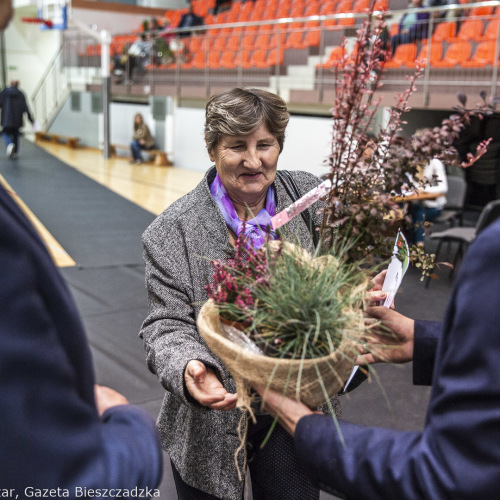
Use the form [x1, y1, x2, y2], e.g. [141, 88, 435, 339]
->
[185, 360, 237, 410]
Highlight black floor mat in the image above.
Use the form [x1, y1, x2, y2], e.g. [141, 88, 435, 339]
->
[1, 139, 155, 267]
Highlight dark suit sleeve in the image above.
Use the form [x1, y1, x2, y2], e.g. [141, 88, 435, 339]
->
[294, 219, 500, 499]
[413, 319, 441, 386]
[0, 187, 162, 491]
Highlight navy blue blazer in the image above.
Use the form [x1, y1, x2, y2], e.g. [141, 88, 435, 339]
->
[0, 185, 162, 491]
[295, 218, 500, 499]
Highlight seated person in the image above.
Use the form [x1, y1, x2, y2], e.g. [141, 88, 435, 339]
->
[171, 4, 204, 62]
[408, 157, 448, 246]
[130, 113, 155, 164]
[390, 0, 430, 55]
[177, 4, 204, 37]
[127, 34, 152, 81]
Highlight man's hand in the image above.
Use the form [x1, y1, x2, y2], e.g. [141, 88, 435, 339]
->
[252, 385, 314, 436]
[185, 360, 238, 410]
[365, 269, 394, 308]
[94, 385, 129, 417]
[357, 307, 415, 365]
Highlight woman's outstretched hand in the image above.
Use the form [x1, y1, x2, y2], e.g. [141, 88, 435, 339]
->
[185, 360, 238, 410]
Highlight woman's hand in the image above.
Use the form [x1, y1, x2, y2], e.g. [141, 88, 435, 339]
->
[184, 360, 238, 410]
[357, 307, 415, 365]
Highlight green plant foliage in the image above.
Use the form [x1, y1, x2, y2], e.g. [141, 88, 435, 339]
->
[208, 237, 369, 359]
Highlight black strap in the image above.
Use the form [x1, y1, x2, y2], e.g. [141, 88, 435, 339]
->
[276, 170, 319, 248]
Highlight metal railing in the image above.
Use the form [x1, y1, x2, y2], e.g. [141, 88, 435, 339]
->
[53, 1, 500, 109]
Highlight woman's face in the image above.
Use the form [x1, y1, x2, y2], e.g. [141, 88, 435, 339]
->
[135, 114, 143, 124]
[210, 123, 280, 206]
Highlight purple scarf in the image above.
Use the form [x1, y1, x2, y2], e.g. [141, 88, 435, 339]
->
[210, 173, 278, 249]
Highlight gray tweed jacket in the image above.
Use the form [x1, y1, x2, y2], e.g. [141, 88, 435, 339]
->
[140, 166, 329, 500]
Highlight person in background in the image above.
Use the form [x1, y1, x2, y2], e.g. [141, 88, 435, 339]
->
[254, 216, 500, 499]
[127, 33, 153, 82]
[408, 157, 448, 246]
[0, 0, 163, 493]
[177, 3, 204, 37]
[0, 80, 35, 159]
[130, 113, 155, 164]
[172, 3, 204, 63]
[390, 0, 430, 55]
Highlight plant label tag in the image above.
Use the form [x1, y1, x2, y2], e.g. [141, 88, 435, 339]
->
[271, 178, 332, 230]
[381, 229, 409, 307]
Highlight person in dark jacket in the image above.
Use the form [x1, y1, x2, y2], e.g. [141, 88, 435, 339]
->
[177, 3, 204, 38]
[0, 80, 34, 159]
[0, 0, 163, 493]
[254, 217, 500, 499]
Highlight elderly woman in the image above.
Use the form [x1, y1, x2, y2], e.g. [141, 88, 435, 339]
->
[140, 88, 335, 500]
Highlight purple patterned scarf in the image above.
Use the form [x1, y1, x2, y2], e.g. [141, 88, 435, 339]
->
[210, 173, 278, 248]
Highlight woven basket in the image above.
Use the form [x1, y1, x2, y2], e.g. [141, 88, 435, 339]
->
[198, 299, 360, 409]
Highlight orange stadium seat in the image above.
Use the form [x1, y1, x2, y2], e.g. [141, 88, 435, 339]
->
[268, 31, 287, 49]
[469, 5, 494, 17]
[239, 49, 253, 69]
[218, 50, 237, 69]
[249, 8, 264, 22]
[431, 21, 457, 43]
[304, 2, 320, 17]
[249, 49, 268, 67]
[285, 30, 305, 49]
[319, 2, 335, 15]
[275, 4, 291, 18]
[226, 34, 241, 52]
[230, 1, 241, 14]
[388, 23, 399, 37]
[480, 19, 499, 41]
[407, 41, 443, 67]
[336, 0, 355, 26]
[255, 32, 271, 49]
[373, 0, 389, 11]
[353, 0, 371, 13]
[452, 19, 484, 42]
[267, 48, 284, 67]
[303, 28, 322, 48]
[289, 5, 305, 18]
[242, 33, 256, 50]
[461, 41, 498, 67]
[262, 7, 277, 20]
[317, 45, 345, 68]
[237, 3, 254, 22]
[182, 50, 204, 69]
[208, 50, 221, 68]
[212, 35, 227, 52]
[225, 10, 239, 23]
[336, 0, 353, 13]
[432, 41, 472, 67]
[384, 43, 417, 68]
[254, 0, 268, 10]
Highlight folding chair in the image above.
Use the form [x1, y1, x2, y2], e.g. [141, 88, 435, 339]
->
[426, 199, 500, 286]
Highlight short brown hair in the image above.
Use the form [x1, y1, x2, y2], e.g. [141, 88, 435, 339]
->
[204, 88, 290, 155]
